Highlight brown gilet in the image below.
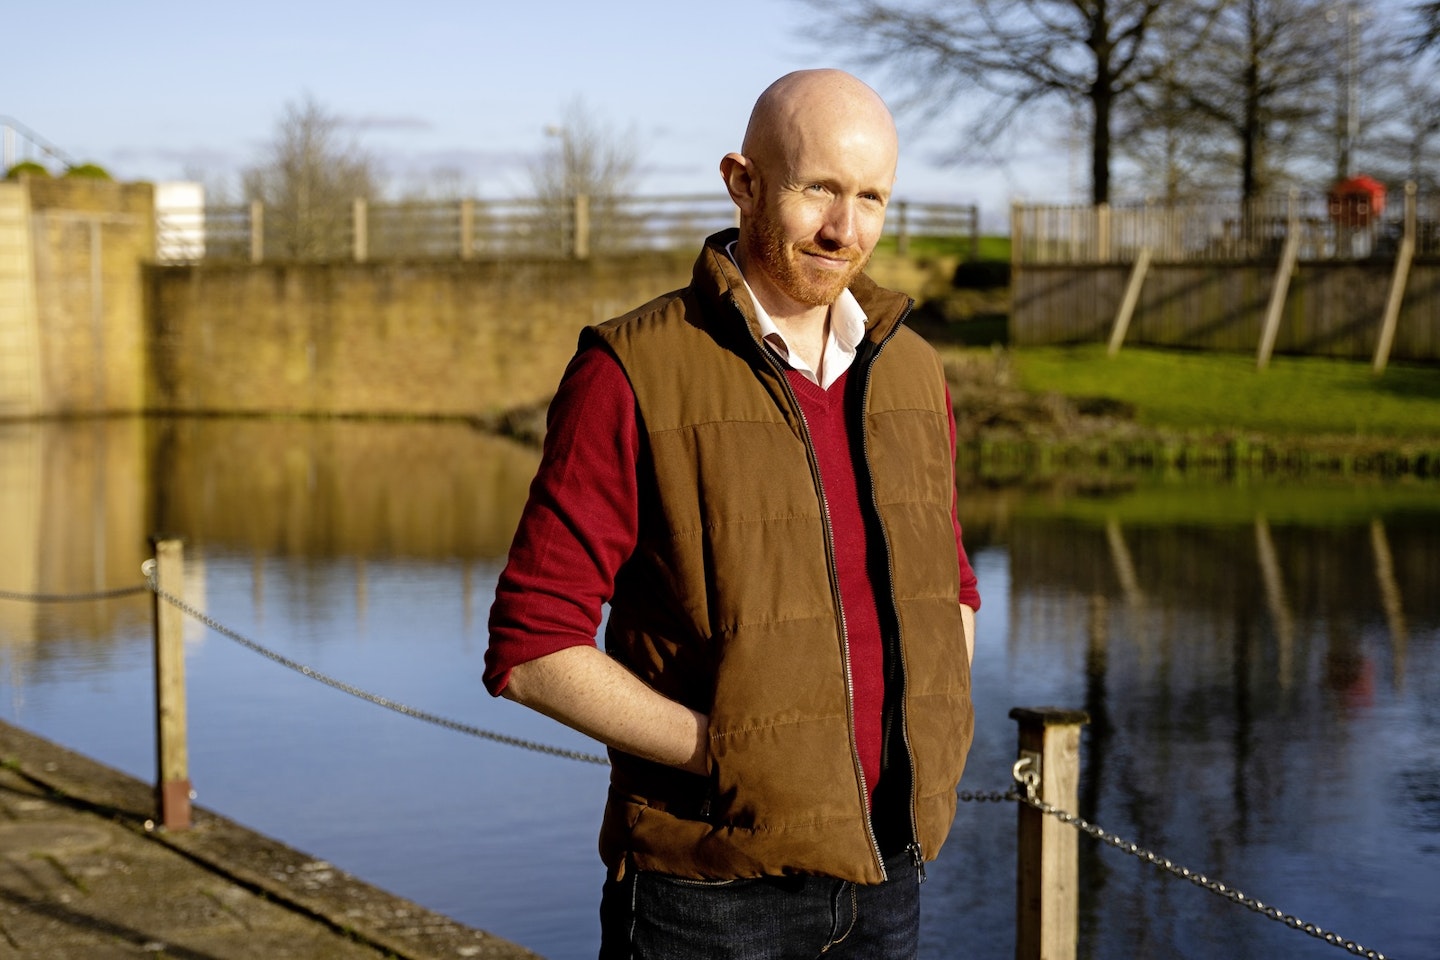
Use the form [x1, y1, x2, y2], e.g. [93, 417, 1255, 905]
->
[581, 231, 973, 884]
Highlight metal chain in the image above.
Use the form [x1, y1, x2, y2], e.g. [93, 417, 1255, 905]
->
[25, 565, 1384, 957]
[1002, 757, 1391, 960]
[0, 584, 149, 603]
[141, 562, 610, 766]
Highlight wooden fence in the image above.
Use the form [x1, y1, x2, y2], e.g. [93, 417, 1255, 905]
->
[1011, 184, 1440, 368]
[1012, 186, 1440, 265]
[157, 194, 979, 264]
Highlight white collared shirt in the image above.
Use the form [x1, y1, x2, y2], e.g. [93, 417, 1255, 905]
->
[726, 242, 867, 390]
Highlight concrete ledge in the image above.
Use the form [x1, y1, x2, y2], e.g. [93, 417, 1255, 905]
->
[0, 718, 541, 959]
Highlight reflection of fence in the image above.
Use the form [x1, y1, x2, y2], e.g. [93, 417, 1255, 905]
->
[1013, 186, 1438, 264]
[155, 194, 979, 264]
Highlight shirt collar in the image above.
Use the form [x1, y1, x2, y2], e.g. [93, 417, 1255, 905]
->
[724, 241, 867, 386]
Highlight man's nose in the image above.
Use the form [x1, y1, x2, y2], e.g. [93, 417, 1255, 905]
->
[819, 199, 859, 248]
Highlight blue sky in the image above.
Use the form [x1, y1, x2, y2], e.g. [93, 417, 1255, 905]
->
[5, 1, 1074, 224]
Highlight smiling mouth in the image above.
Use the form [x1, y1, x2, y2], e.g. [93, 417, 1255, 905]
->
[799, 247, 858, 267]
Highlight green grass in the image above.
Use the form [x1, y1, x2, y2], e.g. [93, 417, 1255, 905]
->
[1014, 478, 1440, 527]
[1011, 344, 1440, 439]
[874, 234, 1011, 260]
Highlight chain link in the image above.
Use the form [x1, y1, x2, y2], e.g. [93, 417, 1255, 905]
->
[986, 757, 1391, 960]
[141, 563, 610, 766]
[0, 584, 149, 603]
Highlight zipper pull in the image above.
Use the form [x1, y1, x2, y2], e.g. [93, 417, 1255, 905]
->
[908, 842, 927, 884]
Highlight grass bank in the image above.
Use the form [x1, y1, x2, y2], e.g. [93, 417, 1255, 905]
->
[940, 342, 1440, 485]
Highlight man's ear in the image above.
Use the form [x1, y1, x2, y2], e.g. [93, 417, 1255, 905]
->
[720, 152, 758, 217]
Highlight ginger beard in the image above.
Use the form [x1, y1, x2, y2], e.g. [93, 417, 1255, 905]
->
[746, 189, 871, 308]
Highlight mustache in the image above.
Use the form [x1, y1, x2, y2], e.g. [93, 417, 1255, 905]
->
[794, 242, 862, 262]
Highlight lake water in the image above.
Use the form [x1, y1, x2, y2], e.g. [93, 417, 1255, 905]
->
[1, 417, 1436, 959]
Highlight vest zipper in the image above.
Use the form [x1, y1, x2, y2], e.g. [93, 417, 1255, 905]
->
[733, 298, 888, 881]
[854, 299, 926, 884]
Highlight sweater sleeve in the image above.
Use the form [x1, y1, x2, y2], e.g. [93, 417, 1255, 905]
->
[946, 385, 982, 611]
[483, 346, 640, 696]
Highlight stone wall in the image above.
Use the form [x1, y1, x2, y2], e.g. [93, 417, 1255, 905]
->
[2, 177, 155, 416]
[0, 184, 41, 417]
[3, 179, 954, 422]
[146, 255, 700, 416]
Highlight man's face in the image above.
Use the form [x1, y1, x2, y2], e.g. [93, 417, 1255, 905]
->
[741, 127, 896, 310]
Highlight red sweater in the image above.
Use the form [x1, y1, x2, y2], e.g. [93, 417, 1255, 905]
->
[485, 346, 980, 797]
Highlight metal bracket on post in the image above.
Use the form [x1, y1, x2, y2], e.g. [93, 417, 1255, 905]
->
[1013, 749, 1042, 802]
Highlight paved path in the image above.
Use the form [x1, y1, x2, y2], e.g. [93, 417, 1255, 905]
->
[0, 720, 541, 960]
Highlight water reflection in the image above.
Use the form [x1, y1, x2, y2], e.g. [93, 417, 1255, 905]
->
[0, 419, 152, 647]
[0, 419, 1436, 960]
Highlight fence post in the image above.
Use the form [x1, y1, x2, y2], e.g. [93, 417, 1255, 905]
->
[896, 201, 910, 257]
[249, 200, 264, 264]
[353, 197, 368, 262]
[573, 193, 590, 260]
[1257, 190, 1301, 370]
[459, 199, 475, 260]
[1373, 181, 1417, 375]
[1011, 706, 1090, 960]
[1011, 200, 1024, 268]
[151, 537, 192, 831]
[1108, 247, 1151, 356]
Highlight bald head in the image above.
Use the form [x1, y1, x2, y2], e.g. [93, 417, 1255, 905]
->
[741, 69, 898, 179]
[719, 70, 899, 317]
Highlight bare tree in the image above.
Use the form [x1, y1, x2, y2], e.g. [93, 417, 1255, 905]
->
[1410, 0, 1440, 53]
[242, 96, 381, 259]
[1114, 4, 1238, 201]
[527, 98, 640, 255]
[800, 0, 1224, 205]
[1162, 0, 1341, 200]
[1361, 59, 1440, 189]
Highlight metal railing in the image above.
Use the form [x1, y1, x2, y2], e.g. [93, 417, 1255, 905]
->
[1, 116, 78, 173]
[155, 194, 979, 265]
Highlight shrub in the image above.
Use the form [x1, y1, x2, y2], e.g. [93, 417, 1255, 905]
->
[4, 160, 51, 180]
[952, 259, 1011, 289]
[63, 163, 113, 180]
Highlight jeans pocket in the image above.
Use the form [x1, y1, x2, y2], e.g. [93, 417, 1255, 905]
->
[646, 872, 747, 889]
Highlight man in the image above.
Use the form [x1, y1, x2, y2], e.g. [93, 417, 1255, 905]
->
[485, 69, 979, 959]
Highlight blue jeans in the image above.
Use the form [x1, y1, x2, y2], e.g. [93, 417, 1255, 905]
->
[598, 851, 921, 960]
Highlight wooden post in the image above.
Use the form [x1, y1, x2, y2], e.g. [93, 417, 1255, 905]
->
[573, 193, 590, 260]
[151, 538, 192, 831]
[249, 200, 264, 264]
[1373, 181, 1417, 375]
[1095, 203, 1111, 262]
[1107, 247, 1151, 356]
[895, 201, 910, 257]
[1011, 706, 1089, 960]
[969, 203, 980, 263]
[1257, 190, 1300, 370]
[1011, 200, 1024, 269]
[459, 198, 475, 260]
[352, 197, 368, 262]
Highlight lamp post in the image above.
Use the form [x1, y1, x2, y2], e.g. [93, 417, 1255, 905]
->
[1326, 2, 1365, 180]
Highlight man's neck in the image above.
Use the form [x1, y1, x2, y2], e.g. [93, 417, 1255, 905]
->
[768, 309, 830, 379]
[732, 246, 832, 373]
